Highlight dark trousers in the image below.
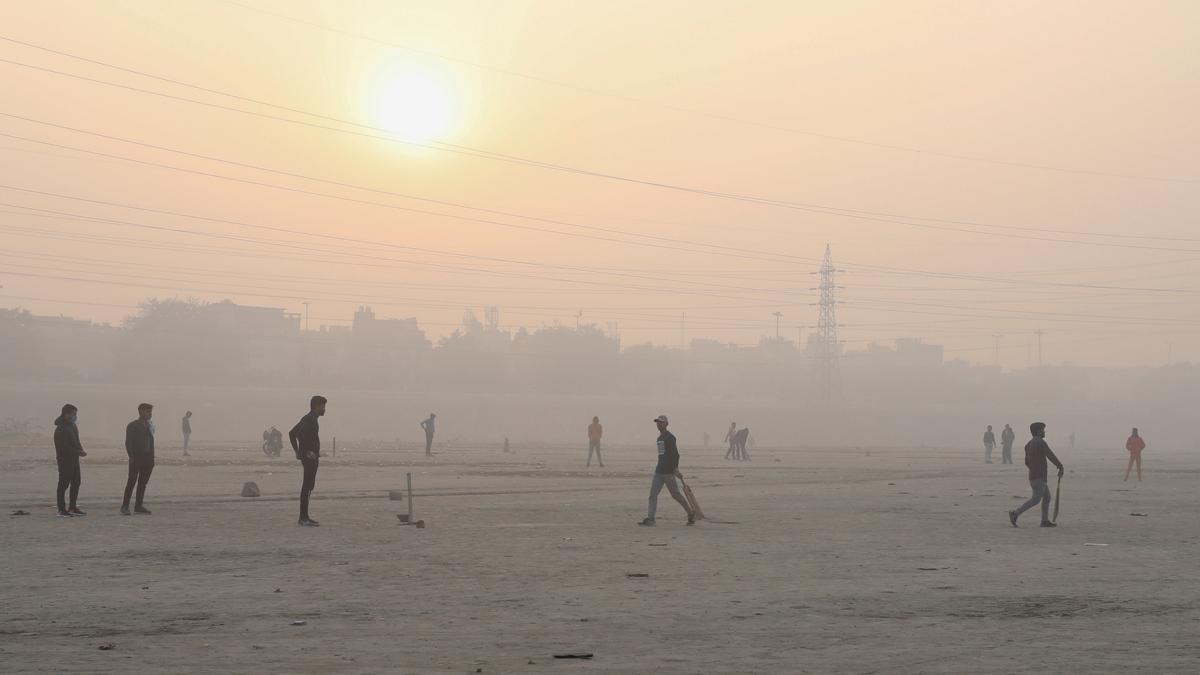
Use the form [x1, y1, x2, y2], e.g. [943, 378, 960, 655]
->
[588, 440, 603, 466]
[425, 431, 434, 456]
[56, 458, 81, 512]
[1001, 443, 1014, 464]
[300, 457, 319, 520]
[122, 453, 154, 507]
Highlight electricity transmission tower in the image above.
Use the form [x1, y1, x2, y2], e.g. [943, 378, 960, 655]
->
[815, 244, 840, 402]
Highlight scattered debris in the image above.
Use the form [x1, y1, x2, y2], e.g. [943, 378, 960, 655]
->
[291, 620, 307, 626]
[98, 643, 116, 651]
[553, 653, 593, 660]
[274, 588, 282, 593]
[917, 567, 940, 571]
[648, 543, 667, 547]
[1130, 513, 1149, 517]
[397, 514, 411, 523]
[415, 520, 426, 529]
[1083, 543, 1109, 547]
[10, 510, 29, 516]
[240, 482, 261, 498]
[388, 491, 405, 501]
[626, 573, 650, 578]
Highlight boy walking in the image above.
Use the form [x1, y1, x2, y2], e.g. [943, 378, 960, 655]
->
[1009, 422, 1065, 528]
[638, 415, 694, 527]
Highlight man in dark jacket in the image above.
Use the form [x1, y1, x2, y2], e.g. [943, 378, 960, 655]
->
[983, 425, 997, 464]
[1009, 421, 1065, 528]
[53, 404, 87, 516]
[639, 415, 694, 527]
[1000, 424, 1016, 465]
[289, 395, 327, 527]
[122, 403, 155, 515]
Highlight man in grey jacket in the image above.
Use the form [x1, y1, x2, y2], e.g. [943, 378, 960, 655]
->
[122, 403, 155, 515]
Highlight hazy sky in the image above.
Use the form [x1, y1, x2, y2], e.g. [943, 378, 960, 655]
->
[1, 0, 1197, 367]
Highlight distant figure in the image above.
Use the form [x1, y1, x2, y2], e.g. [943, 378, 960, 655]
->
[638, 415, 694, 527]
[587, 416, 604, 467]
[420, 413, 437, 457]
[983, 425, 996, 464]
[1009, 422, 1064, 528]
[503, 437, 511, 454]
[702, 431, 710, 448]
[724, 422, 738, 460]
[181, 411, 192, 456]
[1069, 432, 1076, 449]
[262, 425, 284, 456]
[53, 403, 87, 517]
[290, 395, 326, 527]
[735, 427, 751, 461]
[1124, 428, 1146, 482]
[1000, 424, 1016, 465]
[122, 403, 156, 516]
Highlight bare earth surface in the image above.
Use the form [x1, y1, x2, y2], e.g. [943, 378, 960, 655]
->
[2, 437, 1197, 674]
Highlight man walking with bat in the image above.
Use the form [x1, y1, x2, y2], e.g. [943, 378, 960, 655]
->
[1009, 421, 1065, 528]
[639, 415, 695, 527]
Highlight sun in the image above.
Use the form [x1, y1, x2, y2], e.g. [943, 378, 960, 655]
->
[372, 64, 457, 144]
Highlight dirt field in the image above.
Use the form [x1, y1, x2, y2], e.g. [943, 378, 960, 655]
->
[3, 435, 1197, 674]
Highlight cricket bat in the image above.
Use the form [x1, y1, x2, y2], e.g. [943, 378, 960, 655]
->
[1052, 474, 1062, 523]
[676, 472, 705, 521]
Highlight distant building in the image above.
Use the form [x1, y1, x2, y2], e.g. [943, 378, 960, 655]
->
[27, 314, 119, 379]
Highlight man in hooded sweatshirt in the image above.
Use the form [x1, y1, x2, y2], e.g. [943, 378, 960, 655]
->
[53, 404, 87, 517]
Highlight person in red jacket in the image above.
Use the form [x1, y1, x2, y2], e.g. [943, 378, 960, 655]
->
[1124, 427, 1146, 482]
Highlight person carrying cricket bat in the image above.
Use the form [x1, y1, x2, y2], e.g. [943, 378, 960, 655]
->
[639, 415, 695, 527]
[1009, 421, 1064, 528]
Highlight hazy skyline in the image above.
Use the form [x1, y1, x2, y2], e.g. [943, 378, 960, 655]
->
[2, 0, 1197, 368]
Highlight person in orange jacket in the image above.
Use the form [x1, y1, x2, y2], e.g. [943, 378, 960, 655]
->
[1124, 427, 1146, 482]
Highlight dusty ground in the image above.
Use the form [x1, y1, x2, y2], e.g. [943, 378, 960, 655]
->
[2, 435, 1198, 674]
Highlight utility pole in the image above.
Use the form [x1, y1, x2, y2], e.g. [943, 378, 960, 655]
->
[772, 311, 784, 340]
[992, 333, 1003, 368]
[574, 309, 583, 330]
[679, 312, 685, 349]
[1034, 329, 1045, 367]
[815, 245, 840, 403]
[302, 302, 310, 332]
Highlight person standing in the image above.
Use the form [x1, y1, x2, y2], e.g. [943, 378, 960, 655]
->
[638, 415, 694, 527]
[181, 411, 192, 456]
[1000, 424, 1016, 465]
[420, 413, 437, 457]
[735, 427, 751, 461]
[1124, 427, 1146, 482]
[1009, 422, 1065, 528]
[53, 404, 87, 517]
[723, 421, 738, 460]
[122, 403, 156, 515]
[983, 425, 997, 464]
[290, 395, 326, 527]
[587, 416, 604, 467]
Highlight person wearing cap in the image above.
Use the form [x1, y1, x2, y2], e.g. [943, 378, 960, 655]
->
[639, 415, 695, 527]
[587, 416, 604, 468]
[1009, 421, 1064, 528]
[420, 413, 437, 457]
[290, 395, 327, 527]
[122, 403, 156, 515]
[53, 403, 87, 517]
